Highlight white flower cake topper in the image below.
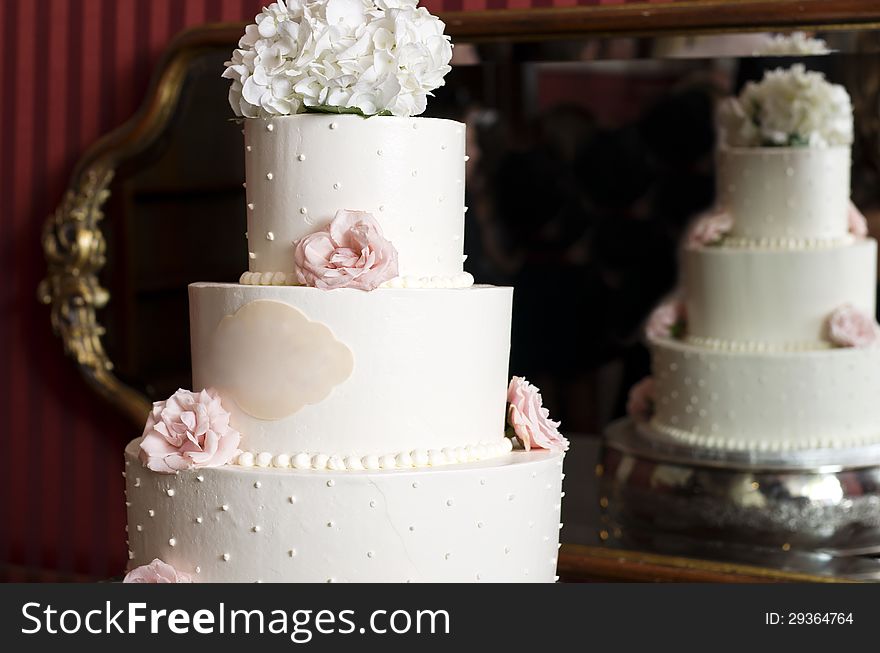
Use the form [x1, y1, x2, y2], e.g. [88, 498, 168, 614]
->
[222, 0, 453, 118]
[718, 64, 853, 148]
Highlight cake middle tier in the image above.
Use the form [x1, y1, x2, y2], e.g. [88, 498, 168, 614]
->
[684, 238, 877, 349]
[243, 114, 467, 284]
[189, 283, 513, 458]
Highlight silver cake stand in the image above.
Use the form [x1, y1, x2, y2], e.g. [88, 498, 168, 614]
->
[598, 419, 880, 579]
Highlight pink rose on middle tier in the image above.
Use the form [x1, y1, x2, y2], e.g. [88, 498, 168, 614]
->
[848, 201, 868, 238]
[685, 209, 733, 248]
[506, 376, 568, 452]
[645, 299, 686, 339]
[294, 209, 399, 291]
[827, 304, 880, 348]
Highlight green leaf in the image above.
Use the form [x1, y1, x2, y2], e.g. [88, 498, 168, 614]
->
[305, 105, 393, 118]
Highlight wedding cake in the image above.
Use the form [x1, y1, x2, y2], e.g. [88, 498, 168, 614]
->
[121, 0, 567, 583]
[628, 64, 880, 452]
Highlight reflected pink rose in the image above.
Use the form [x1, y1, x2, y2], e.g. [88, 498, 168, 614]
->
[686, 209, 733, 248]
[627, 376, 655, 423]
[506, 376, 568, 452]
[294, 209, 399, 291]
[139, 388, 241, 474]
[124, 559, 192, 583]
[848, 201, 868, 238]
[827, 304, 880, 348]
[646, 299, 686, 339]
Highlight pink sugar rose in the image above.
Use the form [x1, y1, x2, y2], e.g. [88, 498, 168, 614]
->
[827, 304, 880, 348]
[627, 376, 655, 423]
[139, 388, 241, 474]
[294, 209, 399, 291]
[124, 559, 192, 583]
[506, 377, 568, 452]
[848, 201, 868, 238]
[646, 299, 686, 340]
[686, 209, 733, 248]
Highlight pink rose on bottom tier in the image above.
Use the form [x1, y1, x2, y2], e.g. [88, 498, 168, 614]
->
[294, 209, 399, 291]
[626, 376, 655, 422]
[506, 376, 568, 451]
[139, 388, 241, 474]
[123, 559, 192, 583]
[827, 304, 880, 348]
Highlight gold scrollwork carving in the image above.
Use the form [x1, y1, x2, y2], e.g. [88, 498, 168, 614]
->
[38, 165, 151, 425]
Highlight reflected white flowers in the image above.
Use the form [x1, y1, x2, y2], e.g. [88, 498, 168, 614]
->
[222, 0, 453, 118]
[718, 64, 853, 148]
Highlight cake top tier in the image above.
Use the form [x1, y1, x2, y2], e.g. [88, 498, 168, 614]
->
[223, 0, 453, 118]
[241, 113, 470, 287]
[718, 64, 852, 149]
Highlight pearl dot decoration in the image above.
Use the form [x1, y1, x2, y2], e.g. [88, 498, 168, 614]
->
[123, 439, 564, 582]
[266, 172, 273, 180]
[265, 232, 274, 241]
[297, 154, 306, 161]
[329, 122, 338, 130]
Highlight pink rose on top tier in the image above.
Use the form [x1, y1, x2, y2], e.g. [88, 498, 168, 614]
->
[626, 376, 655, 423]
[507, 377, 568, 451]
[123, 559, 192, 583]
[827, 304, 880, 348]
[139, 388, 241, 474]
[294, 209, 399, 291]
[646, 299, 686, 339]
[848, 201, 868, 238]
[686, 209, 733, 248]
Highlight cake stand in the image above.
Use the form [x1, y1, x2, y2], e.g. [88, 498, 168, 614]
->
[598, 419, 880, 578]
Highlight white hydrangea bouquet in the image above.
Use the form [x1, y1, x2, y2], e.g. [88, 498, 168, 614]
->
[718, 64, 853, 148]
[222, 0, 453, 118]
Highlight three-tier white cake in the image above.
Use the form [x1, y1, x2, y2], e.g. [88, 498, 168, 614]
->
[122, 0, 566, 583]
[630, 64, 880, 452]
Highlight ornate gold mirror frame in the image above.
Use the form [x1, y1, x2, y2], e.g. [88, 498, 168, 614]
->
[39, 0, 880, 427]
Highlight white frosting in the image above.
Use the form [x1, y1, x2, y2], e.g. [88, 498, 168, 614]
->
[190, 283, 512, 456]
[718, 146, 850, 242]
[239, 270, 475, 289]
[684, 239, 877, 346]
[124, 439, 565, 583]
[243, 115, 466, 281]
[651, 338, 880, 450]
[234, 438, 515, 471]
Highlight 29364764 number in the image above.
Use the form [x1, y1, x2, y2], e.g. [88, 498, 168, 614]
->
[765, 612, 853, 625]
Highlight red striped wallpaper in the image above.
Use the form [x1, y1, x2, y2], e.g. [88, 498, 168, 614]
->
[0, 0, 683, 581]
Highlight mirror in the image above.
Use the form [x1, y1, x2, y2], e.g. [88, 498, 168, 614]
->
[42, 8, 880, 582]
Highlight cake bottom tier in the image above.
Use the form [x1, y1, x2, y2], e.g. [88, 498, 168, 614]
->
[651, 338, 880, 450]
[124, 439, 564, 583]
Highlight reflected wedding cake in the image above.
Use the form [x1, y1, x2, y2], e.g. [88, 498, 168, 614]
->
[629, 64, 880, 452]
[122, 0, 567, 583]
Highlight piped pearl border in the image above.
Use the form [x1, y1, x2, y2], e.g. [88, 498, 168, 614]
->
[650, 419, 879, 452]
[234, 437, 515, 471]
[719, 234, 855, 251]
[685, 335, 832, 353]
[239, 271, 475, 289]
